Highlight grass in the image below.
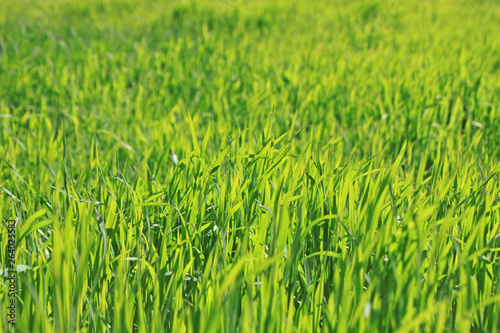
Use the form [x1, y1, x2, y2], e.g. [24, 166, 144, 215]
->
[1, 0, 500, 331]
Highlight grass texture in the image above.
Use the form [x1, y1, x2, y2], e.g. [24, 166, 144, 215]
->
[1, 0, 500, 331]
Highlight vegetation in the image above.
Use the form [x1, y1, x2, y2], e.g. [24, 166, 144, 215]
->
[1, 0, 499, 331]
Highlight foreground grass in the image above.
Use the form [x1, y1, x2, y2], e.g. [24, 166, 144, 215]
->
[1, 0, 500, 331]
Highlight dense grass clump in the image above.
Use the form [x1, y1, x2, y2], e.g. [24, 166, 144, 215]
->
[1, 0, 500, 331]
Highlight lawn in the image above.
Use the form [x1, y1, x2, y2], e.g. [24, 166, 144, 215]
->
[1, 0, 500, 331]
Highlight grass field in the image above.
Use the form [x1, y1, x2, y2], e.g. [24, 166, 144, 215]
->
[1, 0, 500, 331]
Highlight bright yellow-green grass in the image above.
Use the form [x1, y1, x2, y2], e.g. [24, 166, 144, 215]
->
[1, 0, 500, 331]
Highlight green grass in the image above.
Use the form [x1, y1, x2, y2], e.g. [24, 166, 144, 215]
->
[1, 0, 500, 331]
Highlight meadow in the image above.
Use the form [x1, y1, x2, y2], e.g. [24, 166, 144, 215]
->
[1, 0, 500, 331]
